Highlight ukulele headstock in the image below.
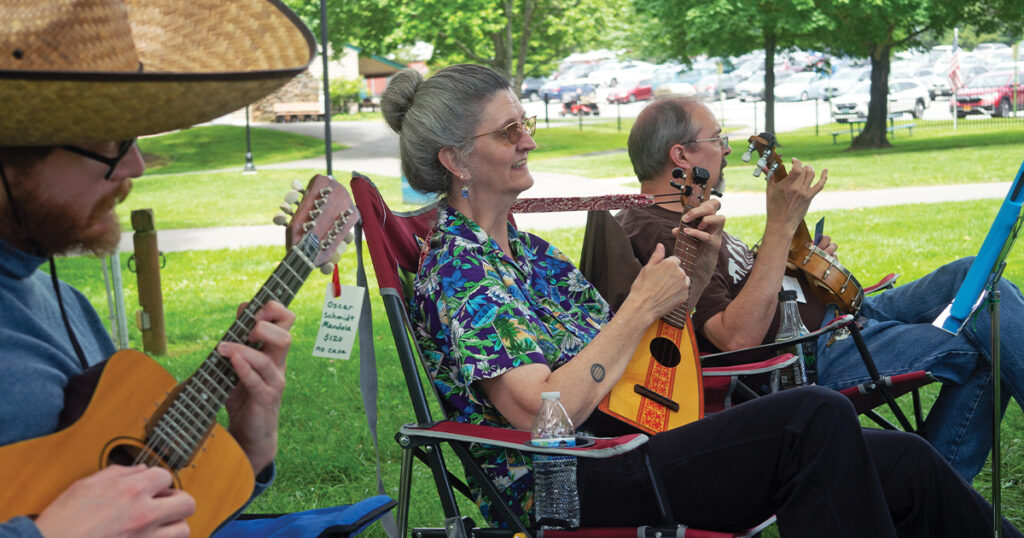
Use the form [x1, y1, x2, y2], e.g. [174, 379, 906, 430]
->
[670, 166, 710, 211]
[277, 174, 361, 273]
[741, 132, 787, 182]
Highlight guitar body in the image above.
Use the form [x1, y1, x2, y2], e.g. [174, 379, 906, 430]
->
[0, 350, 254, 536]
[598, 317, 704, 435]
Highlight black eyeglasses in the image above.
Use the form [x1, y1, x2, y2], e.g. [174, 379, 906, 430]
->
[683, 134, 729, 149]
[61, 138, 137, 180]
[474, 116, 537, 145]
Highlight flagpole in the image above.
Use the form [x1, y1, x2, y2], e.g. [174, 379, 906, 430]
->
[952, 28, 959, 130]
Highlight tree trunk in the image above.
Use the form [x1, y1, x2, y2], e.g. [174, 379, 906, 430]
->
[763, 33, 776, 134]
[851, 44, 893, 150]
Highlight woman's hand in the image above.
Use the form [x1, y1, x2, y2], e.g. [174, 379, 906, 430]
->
[621, 243, 690, 324]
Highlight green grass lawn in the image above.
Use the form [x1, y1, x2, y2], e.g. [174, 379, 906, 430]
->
[56, 197, 1024, 535]
[137, 124, 341, 175]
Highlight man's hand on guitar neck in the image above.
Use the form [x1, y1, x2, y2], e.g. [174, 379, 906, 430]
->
[222, 300, 295, 477]
[35, 465, 195, 538]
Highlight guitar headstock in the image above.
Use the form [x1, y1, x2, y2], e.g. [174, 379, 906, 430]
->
[741, 132, 787, 182]
[670, 166, 710, 211]
[276, 174, 360, 273]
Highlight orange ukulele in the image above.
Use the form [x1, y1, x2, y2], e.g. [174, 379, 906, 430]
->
[0, 174, 358, 536]
[742, 133, 864, 314]
[598, 166, 710, 434]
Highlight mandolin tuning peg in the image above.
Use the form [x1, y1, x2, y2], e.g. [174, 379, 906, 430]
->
[343, 231, 355, 243]
[284, 190, 301, 204]
[752, 167, 762, 178]
[741, 148, 752, 162]
[272, 212, 289, 226]
[329, 251, 342, 264]
[279, 203, 295, 215]
[319, 263, 334, 275]
[291, 179, 306, 192]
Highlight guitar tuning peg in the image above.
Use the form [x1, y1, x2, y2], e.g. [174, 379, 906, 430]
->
[291, 179, 306, 192]
[756, 156, 767, 168]
[284, 190, 301, 204]
[279, 203, 294, 216]
[752, 167, 762, 178]
[329, 251, 342, 264]
[344, 231, 355, 243]
[741, 148, 752, 162]
[272, 212, 289, 226]
[319, 263, 334, 275]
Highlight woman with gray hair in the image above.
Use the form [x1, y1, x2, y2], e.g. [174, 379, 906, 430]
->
[385, 63, 1019, 536]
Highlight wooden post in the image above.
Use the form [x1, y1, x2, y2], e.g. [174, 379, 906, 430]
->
[131, 209, 166, 355]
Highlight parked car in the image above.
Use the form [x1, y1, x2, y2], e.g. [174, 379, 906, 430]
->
[774, 72, 822, 101]
[736, 70, 793, 101]
[693, 72, 741, 100]
[538, 80, 596, 102]
[520, 77, 548, 101]
[956, 71, 1023, 118]
[831, 78, 931, 122]
[651, 68, 702, 97]
[607, 79, 654, 103]
[587, 60, 656, 88]
[808, 67, 869, 100]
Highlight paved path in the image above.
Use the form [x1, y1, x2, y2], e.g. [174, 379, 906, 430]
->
[119, 119, 1014, 253]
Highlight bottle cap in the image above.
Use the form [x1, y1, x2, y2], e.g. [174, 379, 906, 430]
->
[778, 289, 797, 301]
[541, 391, 561, 400]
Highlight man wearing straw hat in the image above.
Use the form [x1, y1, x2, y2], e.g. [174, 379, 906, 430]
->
[0, 0, 314, 535]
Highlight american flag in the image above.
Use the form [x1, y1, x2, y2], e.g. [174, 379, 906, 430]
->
[948, 38, 963, 92]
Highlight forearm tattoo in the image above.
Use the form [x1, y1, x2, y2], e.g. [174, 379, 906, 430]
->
[590, 363, 606, 383]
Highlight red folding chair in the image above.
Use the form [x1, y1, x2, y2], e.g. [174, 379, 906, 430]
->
[350, 172, 775, 538]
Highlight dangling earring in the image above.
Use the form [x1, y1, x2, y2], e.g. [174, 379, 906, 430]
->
[460, 174, 469, 198]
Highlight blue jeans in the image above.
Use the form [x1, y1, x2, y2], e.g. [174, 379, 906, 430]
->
[815, 257, 1024, 481]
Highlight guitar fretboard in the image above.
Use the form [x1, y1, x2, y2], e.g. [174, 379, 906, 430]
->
[146, 235, 320, 469]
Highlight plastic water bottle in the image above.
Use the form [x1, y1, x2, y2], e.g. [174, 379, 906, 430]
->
[530, 391, 580, 529]
[775, 289, 816, 387]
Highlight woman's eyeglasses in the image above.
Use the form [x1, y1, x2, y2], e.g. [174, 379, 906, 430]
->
[474, 116, 537, 145]
[62, 138, 137, 180]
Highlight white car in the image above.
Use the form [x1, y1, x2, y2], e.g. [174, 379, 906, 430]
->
[587, 61, 656, 88]
[774, 72, 822, 101]
[808, 67, 870, 100]
[831, 78, 931, 122]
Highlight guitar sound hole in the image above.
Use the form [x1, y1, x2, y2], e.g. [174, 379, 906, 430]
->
[107, 444, 144, 466]
[649, 337, 681, 368]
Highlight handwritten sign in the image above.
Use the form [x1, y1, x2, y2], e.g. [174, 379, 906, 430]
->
[312, 283, 365, 359]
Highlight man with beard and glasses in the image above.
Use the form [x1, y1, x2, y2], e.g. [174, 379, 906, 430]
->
[609, 96, 1024, 487]
[0, 0, 314, 536]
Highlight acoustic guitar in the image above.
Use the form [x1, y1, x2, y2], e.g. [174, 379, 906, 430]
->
[0, 174, 358, 536]
[742, 132, 864, 314]
[597, 167, 709, 435]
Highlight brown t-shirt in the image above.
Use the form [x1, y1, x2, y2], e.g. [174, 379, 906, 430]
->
[617, 205, 826, 354]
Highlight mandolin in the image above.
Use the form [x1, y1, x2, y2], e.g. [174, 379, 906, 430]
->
[0, 174, 358, 536]
[742, 132, 864, 314]
[596, 167, 709, 435]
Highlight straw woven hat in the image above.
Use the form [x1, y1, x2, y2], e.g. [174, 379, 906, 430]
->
[0, 0, 315, 146]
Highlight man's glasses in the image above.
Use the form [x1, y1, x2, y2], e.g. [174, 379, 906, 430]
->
[62, 138, 137, 180]
[683, 134, 729, 149]
[474, 116, 537, 145]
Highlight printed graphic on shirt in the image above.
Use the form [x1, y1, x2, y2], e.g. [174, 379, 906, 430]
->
[724, 234, 754, 284]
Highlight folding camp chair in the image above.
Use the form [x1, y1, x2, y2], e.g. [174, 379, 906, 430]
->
[350, 172, 775, 538]
[578, 209, 937, 434]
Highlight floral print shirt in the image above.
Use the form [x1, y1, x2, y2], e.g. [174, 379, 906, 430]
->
[411, 206, 610, 526]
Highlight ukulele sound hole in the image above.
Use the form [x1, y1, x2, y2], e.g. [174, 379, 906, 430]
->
[649, 337, 681, 368]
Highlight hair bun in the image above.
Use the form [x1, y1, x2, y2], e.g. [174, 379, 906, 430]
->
[381, 68, 424, 133]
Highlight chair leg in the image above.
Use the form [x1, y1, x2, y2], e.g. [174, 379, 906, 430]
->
[398, 446, 414, 536]
[849, 324, 916, 432]
[641, 445, 675, 524]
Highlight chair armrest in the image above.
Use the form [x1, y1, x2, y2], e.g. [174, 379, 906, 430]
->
[864, 272, 899, 294]
[701, 314, 855, 367]
[399, 421, 648, 459]
[703, 353, 799, 377]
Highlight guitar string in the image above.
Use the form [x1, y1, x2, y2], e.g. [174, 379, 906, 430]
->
[134, 237, 320, 468]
